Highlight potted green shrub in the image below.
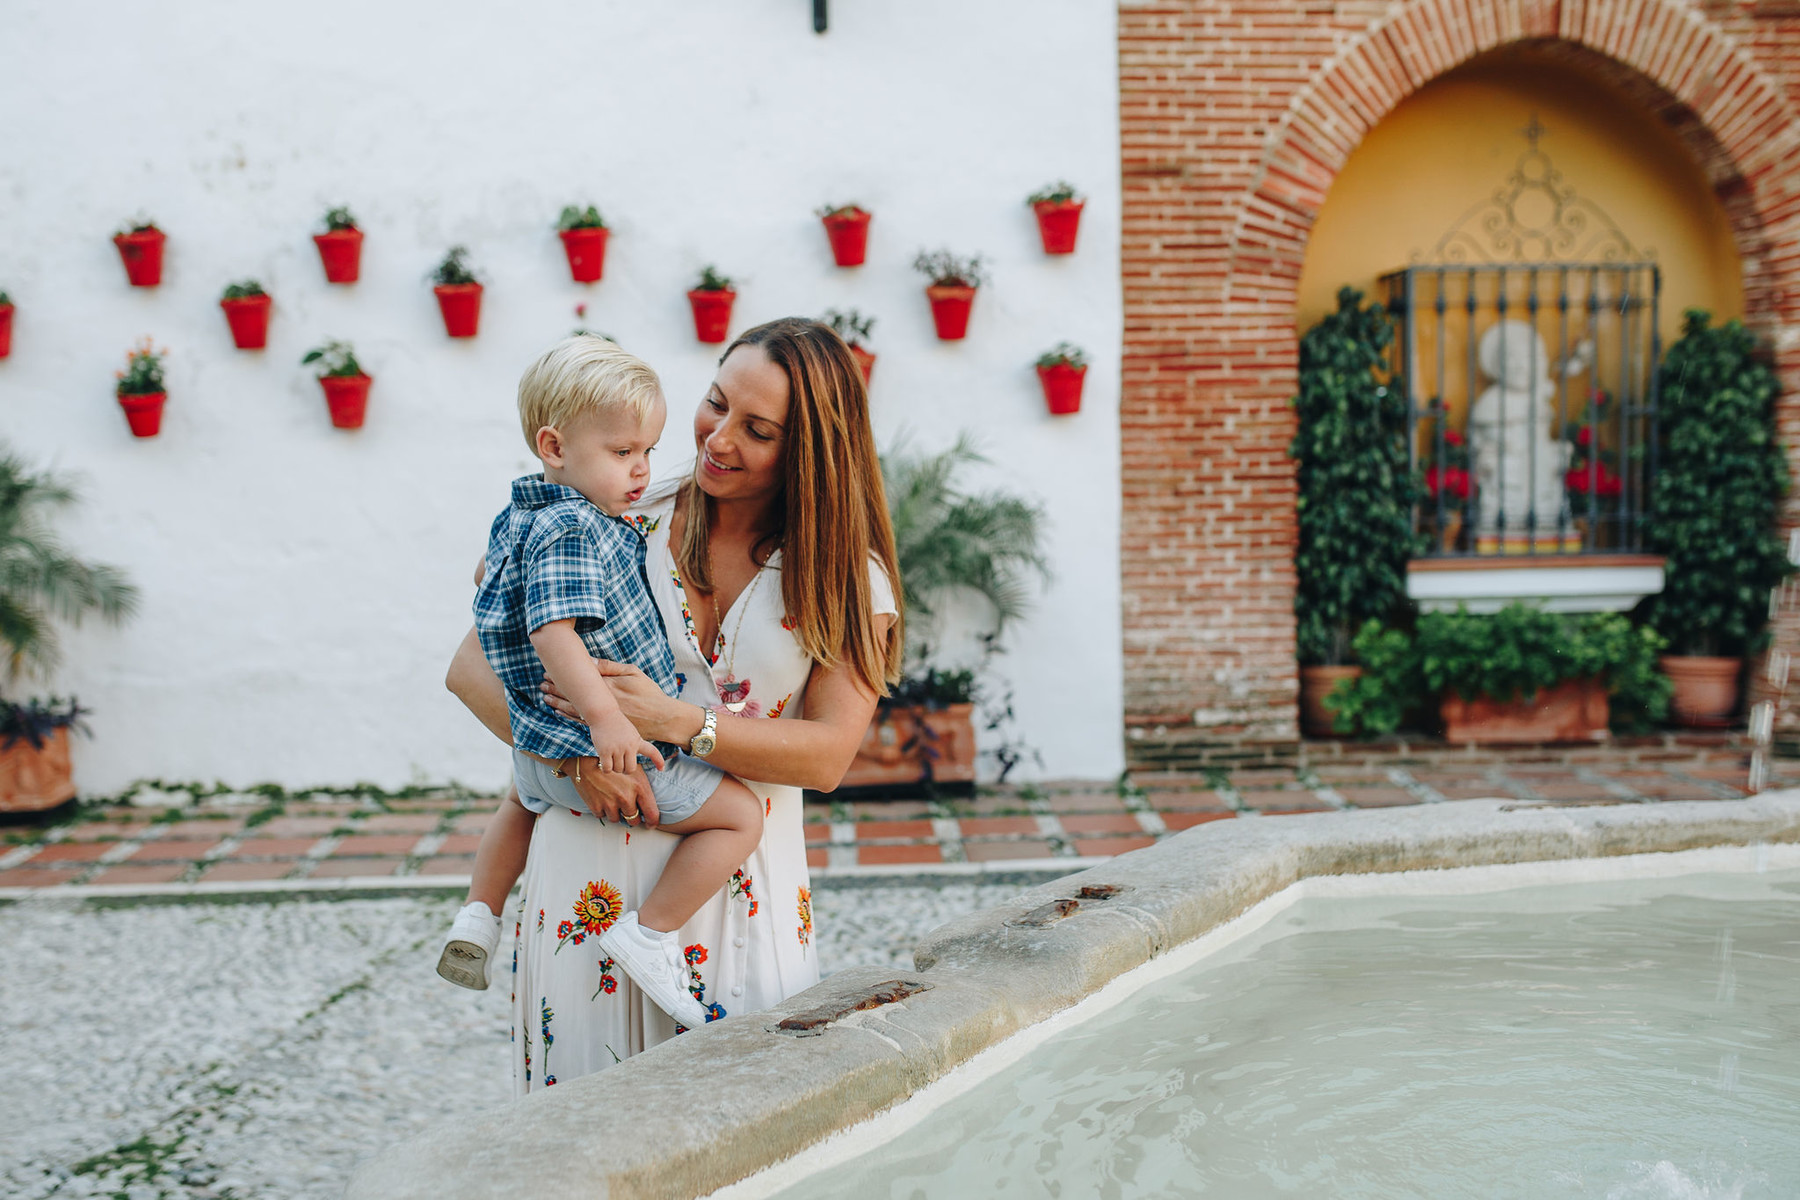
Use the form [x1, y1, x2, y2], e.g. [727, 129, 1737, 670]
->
[817, 203, 871, 267]
[1642, 311, 1794, 725]
[913, 250, 986, 341]
[1035, 342, 1088, 415]
[557, 204, 610, 283]
[303, 339, 373, 429]
[1292, 287, 1415, 735]
[687, 265, 737, 344]
[0, 447, 138, 813]
[841, 436, 1048, 790]
[313, 206, 363, 284]
[823, 308, 876, 382]
[431, 246, 484, 338]
[113, 218, 166, 287]
[0, 289, 12, 359]
[114, 338, 168, 438]
[1027, 181, 1084, 255]
[219, 280, 272, 350]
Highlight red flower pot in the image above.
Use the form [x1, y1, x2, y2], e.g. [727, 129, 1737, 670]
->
[114, 229, 167, 287]
[434, 283, 483, 338]
[559, 226, 610, 283]
[313, 229, 364, 284]
[1037, 363, 1087, 414]
[926, 285, 977, 341]
[1032, 199, 1085, 255]
[319, 373, 373, 429]
[688, 288, 736, 344]
[220, 294, 273, 350]
[848, 343, 875, 384]
[0, 304, 13, 359]
[117, 391, 166, 438]
[821, 209, 871, 267]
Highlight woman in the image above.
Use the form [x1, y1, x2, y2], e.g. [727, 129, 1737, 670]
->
[447, 317, 902, 1089]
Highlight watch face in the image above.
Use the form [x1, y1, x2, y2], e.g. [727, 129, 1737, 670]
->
[691, 733, 716, 756]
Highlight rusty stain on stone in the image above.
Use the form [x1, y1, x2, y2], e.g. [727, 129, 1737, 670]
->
[772, 979, 932, 1036]
[1009, 898, 1081, 927]
[1075, 884, 1127, 900]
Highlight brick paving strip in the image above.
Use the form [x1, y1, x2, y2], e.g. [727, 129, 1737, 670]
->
[0, 737, 1788, 899]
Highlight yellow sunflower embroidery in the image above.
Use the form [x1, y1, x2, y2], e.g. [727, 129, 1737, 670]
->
[797, 885, 813, 950]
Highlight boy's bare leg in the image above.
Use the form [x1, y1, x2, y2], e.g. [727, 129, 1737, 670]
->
[468, 789, 536, 914]
[636, 777, 764, 933]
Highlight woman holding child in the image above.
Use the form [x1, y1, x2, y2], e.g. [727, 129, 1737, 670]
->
[446, 317, 902, 1089]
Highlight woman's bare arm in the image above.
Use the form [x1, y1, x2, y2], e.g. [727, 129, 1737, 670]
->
[447, 627, 514, 745]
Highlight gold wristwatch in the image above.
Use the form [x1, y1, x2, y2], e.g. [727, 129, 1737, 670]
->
[688, 706, 719, 758]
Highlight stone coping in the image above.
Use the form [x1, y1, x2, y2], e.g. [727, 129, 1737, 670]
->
[346, 793, 1800, 1200]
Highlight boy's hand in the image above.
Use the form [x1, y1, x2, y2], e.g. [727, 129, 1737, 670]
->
[590, 712, 668, 774]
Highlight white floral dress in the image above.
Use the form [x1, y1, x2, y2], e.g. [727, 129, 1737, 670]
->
[510, 481, 895, 1091]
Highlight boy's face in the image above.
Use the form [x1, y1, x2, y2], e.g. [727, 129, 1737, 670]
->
[539, 399, 666, 516]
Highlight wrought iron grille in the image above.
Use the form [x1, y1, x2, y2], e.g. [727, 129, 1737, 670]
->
[1380, 262, 1661, 558]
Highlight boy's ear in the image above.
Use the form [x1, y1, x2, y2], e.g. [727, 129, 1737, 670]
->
[535, 425, 564, 467]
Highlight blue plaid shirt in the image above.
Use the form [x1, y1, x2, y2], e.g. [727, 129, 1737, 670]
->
[473, 475, 679, 763]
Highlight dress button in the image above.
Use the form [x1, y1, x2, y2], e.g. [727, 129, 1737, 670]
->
[733, 937, 745, 948]
[731, 985, 743, 997]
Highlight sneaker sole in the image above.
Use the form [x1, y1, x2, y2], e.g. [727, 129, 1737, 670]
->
[436, 940, 490, 991]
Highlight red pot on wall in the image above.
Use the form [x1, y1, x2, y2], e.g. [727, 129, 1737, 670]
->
[821, 209, 871, 267]
[117, 391, 166, 438]
[926, 285, 976, 341]
[848, 343, 875, 384]
[1300, 665, 1362, 737]
[688, 288, 736, 344]
[319, 373, 373, 429]
[1440, 677, 1609, 744]
[434, 283, 484, 338]
[1037, 363, 1087, 414]
[220, 294, 273, 350]
[559, 226, 610, 283]
[838, 703, 978, 790]
[0, 304, 13, 359]
[313, 229, 364, 283]
[1032, 199, 1085, 255]
[114, 229, 167, 287]
[1660, 655, 1741, 727]
[0, 727, 77, 814]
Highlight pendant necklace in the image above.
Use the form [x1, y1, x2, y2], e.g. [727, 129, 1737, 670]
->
[706, 540, 767, 714]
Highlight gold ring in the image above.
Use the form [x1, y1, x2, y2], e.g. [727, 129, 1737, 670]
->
[623, 810, 640, 820]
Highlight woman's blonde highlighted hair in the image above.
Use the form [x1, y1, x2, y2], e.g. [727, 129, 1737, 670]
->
[675, 318, 904, 694]
[516, 336, 663, 455]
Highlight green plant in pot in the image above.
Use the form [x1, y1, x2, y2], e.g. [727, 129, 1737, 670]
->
[0, 446, 138, 812]
[1291, 287, 1416, 735]
[1642, 310, 1794, 725]
[840, 435, 1048, 791]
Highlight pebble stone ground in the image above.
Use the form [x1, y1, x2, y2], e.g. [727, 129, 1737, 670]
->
[0, 881, 1035, 1200]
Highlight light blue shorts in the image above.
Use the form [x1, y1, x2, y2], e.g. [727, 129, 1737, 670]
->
[512, 748, 724, 825]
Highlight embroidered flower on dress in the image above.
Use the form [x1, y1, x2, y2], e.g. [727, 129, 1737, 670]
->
[556, 879, 623, 953]
[592, 955, 618, 999]
[797, 886, 813, 950]
[730, 869, 759, 917]
[766, 694, 790, 719]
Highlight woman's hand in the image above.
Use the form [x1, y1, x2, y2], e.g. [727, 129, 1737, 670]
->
[566, 757, 660, 827]
[542, 660, 693, 742]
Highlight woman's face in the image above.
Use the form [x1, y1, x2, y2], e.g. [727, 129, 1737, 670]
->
[694, 343, 789, 507]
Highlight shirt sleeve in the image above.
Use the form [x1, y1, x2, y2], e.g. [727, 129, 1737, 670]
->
[867, 554, 899, 618]
[522, 522, 613, 634]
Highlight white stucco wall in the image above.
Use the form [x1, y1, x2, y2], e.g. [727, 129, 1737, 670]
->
[0, 0, 1123, 793]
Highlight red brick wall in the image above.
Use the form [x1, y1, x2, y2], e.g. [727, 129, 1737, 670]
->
[1119, 0, 1800, 769]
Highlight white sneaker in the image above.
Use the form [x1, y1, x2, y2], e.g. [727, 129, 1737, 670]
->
[437, 901, 502, 991]
[597, 911, 712, 1029]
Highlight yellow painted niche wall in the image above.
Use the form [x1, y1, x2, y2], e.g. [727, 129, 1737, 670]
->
[1297, 47, 1743, 378]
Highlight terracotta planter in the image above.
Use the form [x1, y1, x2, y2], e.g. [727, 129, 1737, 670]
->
[688, 288, 736, 344]
[319, 373, 373, 429]
[839, 703, 977, 790]
[1440, 677, 1609, 744]
[1037, 363, 1087, 415]
[114, 229, 167, 287]
[220, 294, 272, 350]
[848, 343, 875, 384]
[434, 282, 483, 338]
[117, 390, 166, 438]
[821, 209, 871, 267]
[1032, 199, 1085, 255]
[0, 728, 77, 814]
[1300, 665, 1362, 737]
[559, 226, 610, 283]
[0, 303, 12, 358]
[926, 285, 977, 341]
[1660, 655, 1741, 728]
[313, 228, 364, 283]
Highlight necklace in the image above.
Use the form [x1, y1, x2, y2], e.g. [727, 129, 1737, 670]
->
[706, 540, 767, 714]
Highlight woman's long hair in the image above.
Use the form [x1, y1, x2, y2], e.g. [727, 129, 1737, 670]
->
[674, 317, 904, 694]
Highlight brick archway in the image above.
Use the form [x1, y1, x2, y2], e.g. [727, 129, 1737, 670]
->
[1119, 0, 1800, 771]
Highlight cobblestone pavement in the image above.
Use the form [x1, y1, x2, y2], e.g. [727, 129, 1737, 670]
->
[0, 881, 1034, 1200]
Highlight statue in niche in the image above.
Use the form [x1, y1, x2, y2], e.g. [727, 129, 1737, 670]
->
[1467, 320, 1592, 549]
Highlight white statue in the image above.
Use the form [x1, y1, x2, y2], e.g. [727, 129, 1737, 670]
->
[1467, 320, 1590, 547]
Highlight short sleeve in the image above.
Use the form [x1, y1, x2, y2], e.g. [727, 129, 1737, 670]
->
[867, 555, 898, 618]
[523, 524, 612, 633]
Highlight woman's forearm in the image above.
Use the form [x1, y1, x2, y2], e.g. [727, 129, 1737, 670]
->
[447, 627, 515, 746]
[699, 708, 866, 792]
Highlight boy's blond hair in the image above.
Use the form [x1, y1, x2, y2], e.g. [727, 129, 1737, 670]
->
[517, 336, 663, 455]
